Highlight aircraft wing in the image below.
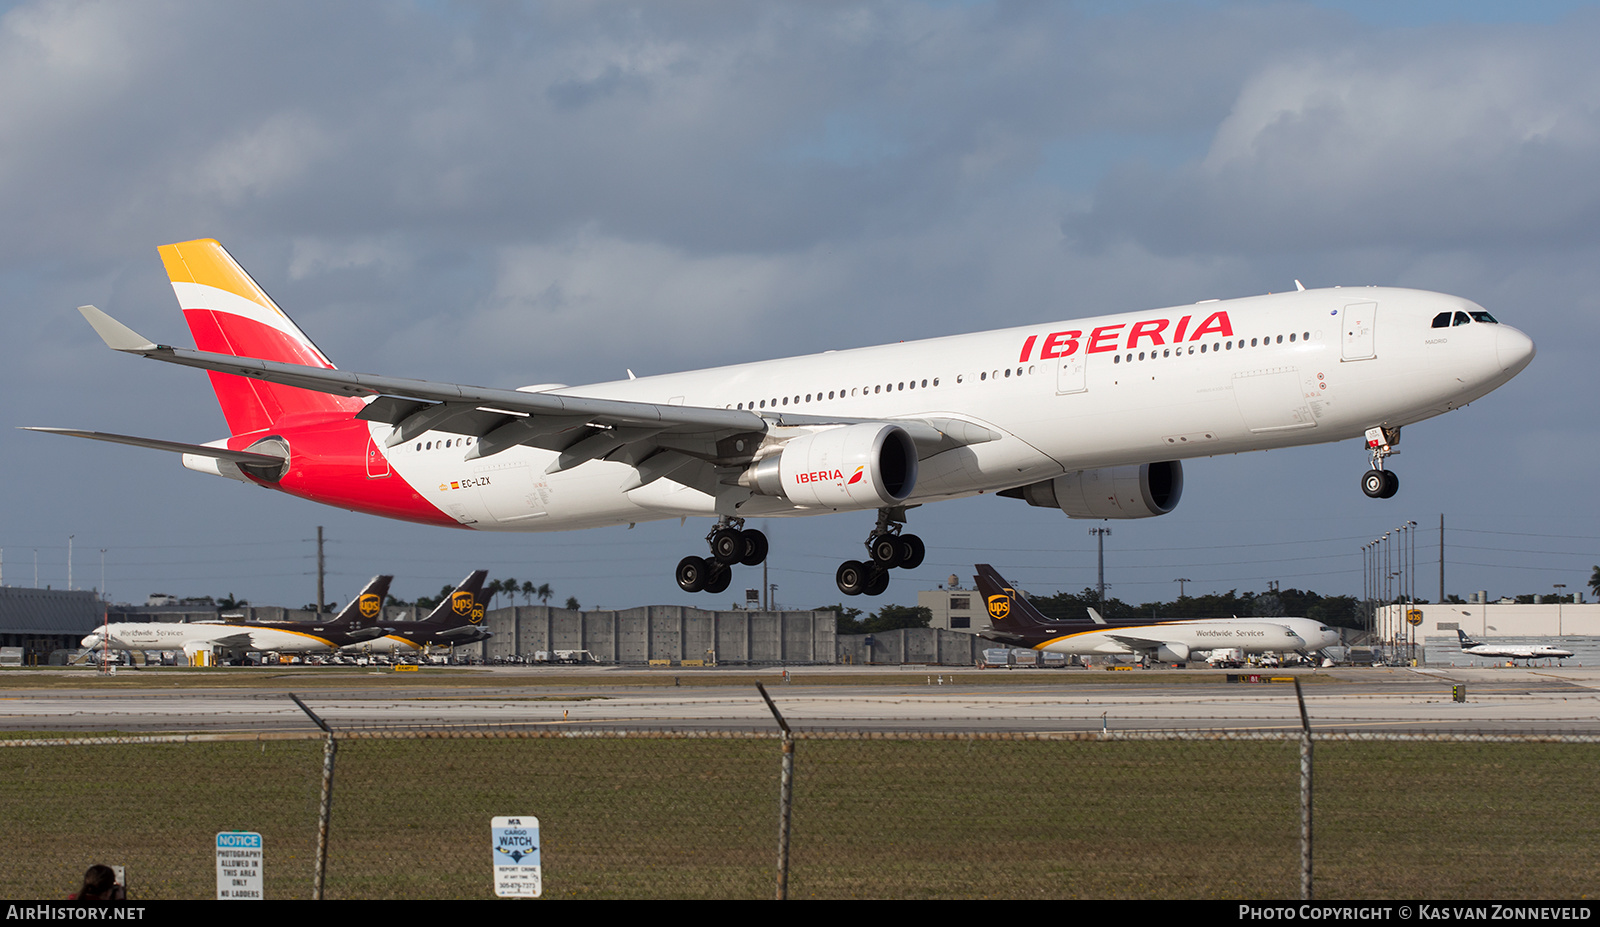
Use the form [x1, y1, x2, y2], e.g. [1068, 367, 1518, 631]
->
[72, 305, 998, 483]
[211, 631, 256, 652]
[1102, 633, 1169, 653]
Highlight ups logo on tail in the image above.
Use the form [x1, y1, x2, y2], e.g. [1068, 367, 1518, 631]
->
[452, 591, 475, 618]
[359, 594, 381, 619]
[987, 594, 1011, 621]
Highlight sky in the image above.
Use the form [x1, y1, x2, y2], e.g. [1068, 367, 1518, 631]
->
[1, 0, 1595, 612]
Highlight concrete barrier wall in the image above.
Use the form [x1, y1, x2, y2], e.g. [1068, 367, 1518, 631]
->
[483, 606, 837, 664]
[835, 628, 986, 666]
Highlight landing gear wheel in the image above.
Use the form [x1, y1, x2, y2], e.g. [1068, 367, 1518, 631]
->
[739, 529, 769, 566]
[702, 564, 732, 594]
[709, 528, 745, 565]
[898, 534, 926, 571]
[837, 560, 870, 596]
[1362, 470, 1387, 499]
[869, 533, 903, 567]
[865, 567, 890, 596]
[1380, 470, 1399, 499]
[676, 556, 711, 593]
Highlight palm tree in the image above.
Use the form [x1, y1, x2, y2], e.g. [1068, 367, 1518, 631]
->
[537, 583, 553, 606]
[520, 580, 535, 606]
[1590, 565, 1600, 600]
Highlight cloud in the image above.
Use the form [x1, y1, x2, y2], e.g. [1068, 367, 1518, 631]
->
[3, 1, 1593, 610]
[1071, 17, 1600, 256]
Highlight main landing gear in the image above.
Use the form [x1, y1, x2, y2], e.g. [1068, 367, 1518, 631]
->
[1361, 425, 1400, 499]
[677, 517, 768, 595]
[836, 508, 926, 597]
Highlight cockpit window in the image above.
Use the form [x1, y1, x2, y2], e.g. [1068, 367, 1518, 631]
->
[1431, 312, 1451, 328]
[1469, 311, 1499, 324]
[1453, 311, 1472, 326]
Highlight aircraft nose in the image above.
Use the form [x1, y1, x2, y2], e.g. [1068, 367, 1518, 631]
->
[80, 634, 100, 648]
[1496, 324, 1536, 375]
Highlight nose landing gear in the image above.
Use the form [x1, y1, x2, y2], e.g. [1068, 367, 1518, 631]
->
[1361, 426, 1400, 499]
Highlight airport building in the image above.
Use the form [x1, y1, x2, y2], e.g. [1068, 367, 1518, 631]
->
[918, 575, 983, 631]
[1374, 601, 1600, 665]
[0, 586, 105, 662]
[1376, 601, 1600, 641]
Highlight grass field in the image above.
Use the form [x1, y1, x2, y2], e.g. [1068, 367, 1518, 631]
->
[2, 731, 1593, 899]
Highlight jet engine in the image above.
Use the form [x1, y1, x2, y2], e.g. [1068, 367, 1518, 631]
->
[742, 423, 917, 509]
[1155, 643, 1191, 663]
[1000, 461, 1183, 519]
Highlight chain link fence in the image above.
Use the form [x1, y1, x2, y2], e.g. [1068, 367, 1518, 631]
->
[3, 698, 1596, 899]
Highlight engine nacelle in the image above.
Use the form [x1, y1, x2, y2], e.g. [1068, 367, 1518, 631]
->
[1001, 461, 1183, 519]
[743, 423, 917, 509]
[1155, 643, 1191, 663]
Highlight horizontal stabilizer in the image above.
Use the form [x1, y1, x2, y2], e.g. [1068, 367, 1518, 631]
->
[77, 305, 158, 353]
[20, 427, 287, 465]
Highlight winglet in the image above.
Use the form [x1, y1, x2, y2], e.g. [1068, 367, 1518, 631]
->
[1085, 607, 1107, 625]
[78, 305, 159, 353]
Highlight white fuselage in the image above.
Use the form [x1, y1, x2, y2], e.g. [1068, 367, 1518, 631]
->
[1030, 616, 1338, 660]
[1461, 643, 1574, 660]
[351, 286, 1532, 530]
[83, 621, 342, 656]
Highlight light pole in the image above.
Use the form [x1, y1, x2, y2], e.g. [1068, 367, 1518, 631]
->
[1090, 526, 1111, 608]
[1554, 583, 1567, 636]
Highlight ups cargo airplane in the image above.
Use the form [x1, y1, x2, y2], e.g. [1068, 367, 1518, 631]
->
[974, 564, 1342, 663]
[81, 570, 491, 662]
[359, 569, 493, 654]
[81, 574, 394, 662]
[31, 240, 1535, 598]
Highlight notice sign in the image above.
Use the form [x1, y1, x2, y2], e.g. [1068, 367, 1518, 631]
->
[491, 816, 541, 898]
[215, 831, 263, 900]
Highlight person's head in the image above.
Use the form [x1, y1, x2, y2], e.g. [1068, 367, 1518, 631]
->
[77, 865, 117, 900]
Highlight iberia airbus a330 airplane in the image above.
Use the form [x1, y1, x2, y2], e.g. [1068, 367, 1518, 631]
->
[31, 240, 1535, 598]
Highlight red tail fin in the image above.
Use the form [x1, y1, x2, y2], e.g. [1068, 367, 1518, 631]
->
[159, 239, 362, 435]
